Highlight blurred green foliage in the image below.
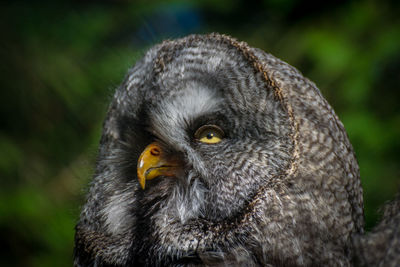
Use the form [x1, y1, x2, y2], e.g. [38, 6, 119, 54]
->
[0, 0, 399, 266]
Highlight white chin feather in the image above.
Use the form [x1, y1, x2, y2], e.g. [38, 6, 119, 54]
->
[104, 189, 135, 235]
[173, 175, 207, 223]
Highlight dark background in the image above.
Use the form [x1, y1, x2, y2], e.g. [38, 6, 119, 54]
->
[1, 0, 399, 266]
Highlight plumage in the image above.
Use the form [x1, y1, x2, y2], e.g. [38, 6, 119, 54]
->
[74, 33, 399, 266]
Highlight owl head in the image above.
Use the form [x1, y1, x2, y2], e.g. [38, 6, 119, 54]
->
[75, 34, 364, 266]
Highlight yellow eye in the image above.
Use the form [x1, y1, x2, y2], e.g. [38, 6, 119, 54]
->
[194, 125, 224, 144]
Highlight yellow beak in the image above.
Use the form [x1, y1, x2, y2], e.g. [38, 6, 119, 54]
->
[137, 142, 180, 189]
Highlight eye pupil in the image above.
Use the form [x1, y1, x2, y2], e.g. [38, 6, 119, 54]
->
[206, 133, 214, 139]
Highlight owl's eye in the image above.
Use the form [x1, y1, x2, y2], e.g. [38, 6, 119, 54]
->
[194, 125, 224, 144]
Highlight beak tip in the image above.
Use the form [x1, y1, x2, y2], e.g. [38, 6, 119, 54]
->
[138, 176, 146, 190]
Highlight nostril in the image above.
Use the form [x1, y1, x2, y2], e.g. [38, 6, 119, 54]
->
[150, 147, 161, 156]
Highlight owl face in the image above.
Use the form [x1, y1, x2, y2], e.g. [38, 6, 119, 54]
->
[75, 34, 363, 266]
[116, 45, 294, 224]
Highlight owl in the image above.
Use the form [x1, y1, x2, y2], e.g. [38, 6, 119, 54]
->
[74, 33, 398, 266]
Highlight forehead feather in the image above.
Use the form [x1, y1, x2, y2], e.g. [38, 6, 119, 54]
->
[149, 84, 222, 145]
